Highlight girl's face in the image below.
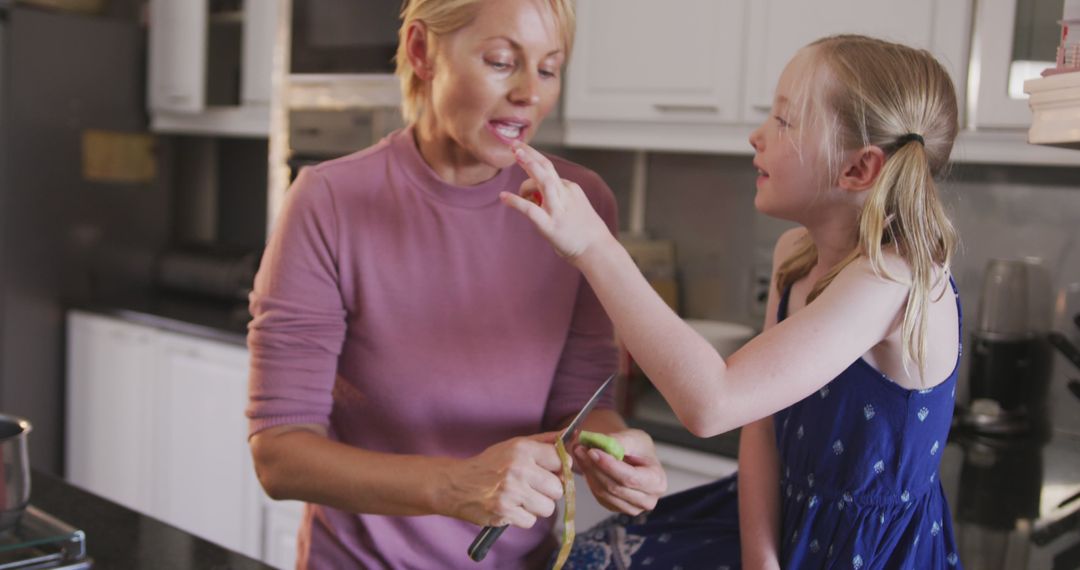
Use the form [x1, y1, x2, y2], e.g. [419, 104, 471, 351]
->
[749, 48, 834, 224]
[422, 0, 564, 174]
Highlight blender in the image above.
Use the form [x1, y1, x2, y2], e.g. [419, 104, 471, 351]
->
[963, 259, 1054, 436]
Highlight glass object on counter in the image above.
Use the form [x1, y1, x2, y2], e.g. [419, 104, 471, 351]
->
[0, 506, 89, 569]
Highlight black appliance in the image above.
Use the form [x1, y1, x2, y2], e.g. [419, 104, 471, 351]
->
[962, 259, 1054, 435]
[289, 0, 400, 74]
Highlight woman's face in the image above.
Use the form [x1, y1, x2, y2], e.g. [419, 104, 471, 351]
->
[423, 0, 565, 172]
[748, 48, 833, 224]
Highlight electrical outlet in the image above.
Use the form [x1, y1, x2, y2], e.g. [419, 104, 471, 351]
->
[749, 261, 773, 319]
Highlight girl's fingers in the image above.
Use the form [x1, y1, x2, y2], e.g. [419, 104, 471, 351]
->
[512, 145, 563, 208]
[499, 192, 551, 232]
[519, 179, 544, 208]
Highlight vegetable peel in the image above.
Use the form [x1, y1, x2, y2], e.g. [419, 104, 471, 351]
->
[552, 437, 574, 570]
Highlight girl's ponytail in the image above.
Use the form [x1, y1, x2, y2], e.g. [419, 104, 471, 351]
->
[861, 136, 956, 375]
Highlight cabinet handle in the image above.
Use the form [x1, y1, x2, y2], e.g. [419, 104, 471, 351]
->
[752, 104, 772, 113]
[653, 104, 720, 114]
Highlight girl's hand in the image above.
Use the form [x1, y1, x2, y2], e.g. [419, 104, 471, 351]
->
[573, 428, 667, 516]
[500, 144, 613, 261]
[436, 432, 566, 529]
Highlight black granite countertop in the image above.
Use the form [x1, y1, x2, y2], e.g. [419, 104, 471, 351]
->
[29, 470, 273, 569]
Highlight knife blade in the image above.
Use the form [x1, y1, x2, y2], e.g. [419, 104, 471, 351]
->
[559, 374, 615, 445]
[467, 373, 616, 562]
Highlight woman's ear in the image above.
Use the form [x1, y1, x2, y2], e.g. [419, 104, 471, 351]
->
[838, 146, 886, 192]
[405, 21, 434, 80]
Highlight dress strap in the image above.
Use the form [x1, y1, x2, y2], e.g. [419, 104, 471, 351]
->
[778, 285, 792, 323]
[948, 273, 962, 355]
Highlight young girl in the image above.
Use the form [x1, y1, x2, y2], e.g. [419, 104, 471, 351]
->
[503, 35, 964, 569]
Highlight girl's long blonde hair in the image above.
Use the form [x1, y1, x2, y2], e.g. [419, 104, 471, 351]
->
[394, 0, 576, 124]
[775, 35, 959, 378]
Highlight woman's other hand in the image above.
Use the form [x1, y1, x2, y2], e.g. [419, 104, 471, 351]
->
[437, 431, 566, 529]
[573, 428, 667, 516]
[500, 143, 613, 261]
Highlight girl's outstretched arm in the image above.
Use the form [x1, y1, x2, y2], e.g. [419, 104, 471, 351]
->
[501, 144, 910, 436]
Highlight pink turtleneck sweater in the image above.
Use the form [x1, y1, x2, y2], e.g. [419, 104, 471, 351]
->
[247, 127, 618, 569]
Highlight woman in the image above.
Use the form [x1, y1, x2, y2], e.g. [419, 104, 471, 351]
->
[245, 1, 666, 568]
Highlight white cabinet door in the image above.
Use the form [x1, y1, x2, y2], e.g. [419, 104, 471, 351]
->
[65, 312, 156, 513]
[148, 0, 208, 114]
[242, 0, 279, 105]
[152, 331, 262, 559]
[742, 0, 972, 125]
[263, 500, 304, 569]
[969, 0, 1061, 129]
[565, 0, 747, 124]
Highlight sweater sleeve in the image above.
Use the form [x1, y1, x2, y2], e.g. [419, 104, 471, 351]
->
[246, 167, 348, 436]
[542, 168, 621, 430]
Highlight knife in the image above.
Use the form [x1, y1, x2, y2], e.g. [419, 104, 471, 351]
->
[467, 373, 616, 562]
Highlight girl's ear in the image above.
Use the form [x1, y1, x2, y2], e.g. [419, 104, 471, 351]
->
[405, 21, 434, 80]
[838, 146, 886, 192]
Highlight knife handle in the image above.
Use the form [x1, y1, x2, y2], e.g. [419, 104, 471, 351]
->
[468, 525, 507, 562]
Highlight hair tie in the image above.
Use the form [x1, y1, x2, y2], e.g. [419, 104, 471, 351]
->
[896, 133, 924, 147]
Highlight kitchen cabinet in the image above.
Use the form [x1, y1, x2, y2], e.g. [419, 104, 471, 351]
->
[65, 311, 265, 560]
[151, 330, 262, 559]
[970, 0, 1063, 129]
[742, 0, 971, 126]
[564, 0, 970, 153]
[65, 313, 156, 513]
[563, 0, 750, 152]
[565, 0, 746, 125]
[148, 0, 281, 137]
[263, 500, 303, 569]
[560, 0, 1080, 165]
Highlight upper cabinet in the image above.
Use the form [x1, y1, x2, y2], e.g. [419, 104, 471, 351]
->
[563, 0, 749, 152]
[148, 0, 281, 137]
[742, 0, 971, 127]
[562, 0, 1080, 165]
[565, 0, 746, 125]
[564, 0, 974, 155]
[970, 0, 1064, 129]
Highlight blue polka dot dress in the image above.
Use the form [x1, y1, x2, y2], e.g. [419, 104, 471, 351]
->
[561, 280, 964, 569]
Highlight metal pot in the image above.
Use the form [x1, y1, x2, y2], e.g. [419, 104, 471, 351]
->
[0, 414, 31, 532]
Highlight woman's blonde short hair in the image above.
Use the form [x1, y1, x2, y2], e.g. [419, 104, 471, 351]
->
[394, 0, 576, 123]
